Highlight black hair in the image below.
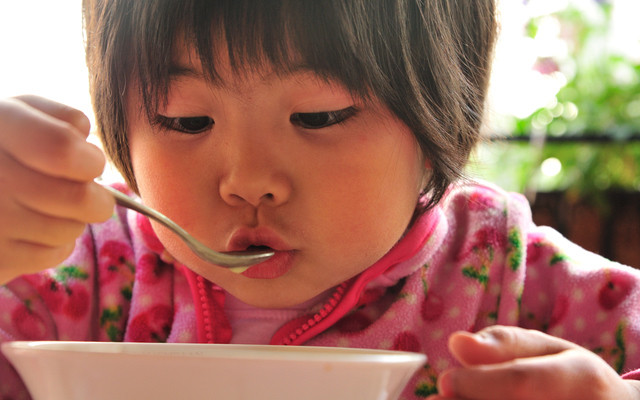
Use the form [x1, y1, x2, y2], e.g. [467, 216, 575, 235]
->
[84, 0, 497, 212]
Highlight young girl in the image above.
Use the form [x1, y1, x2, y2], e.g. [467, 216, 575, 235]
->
[1, 1, 639, 399]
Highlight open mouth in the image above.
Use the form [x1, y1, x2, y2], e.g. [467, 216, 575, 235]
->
[227, 228, 292, 278]
[245, 245, 273, 252]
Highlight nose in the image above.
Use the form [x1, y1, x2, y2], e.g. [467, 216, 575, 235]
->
[218, 135, 292, 208]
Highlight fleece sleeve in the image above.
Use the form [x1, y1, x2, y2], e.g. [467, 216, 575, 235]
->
[0, 225, 99, 399]
[0, 202, 138, 399]
[519, 224, 640, 377]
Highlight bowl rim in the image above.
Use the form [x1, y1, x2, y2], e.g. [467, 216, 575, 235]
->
[2, 341, 427, 364]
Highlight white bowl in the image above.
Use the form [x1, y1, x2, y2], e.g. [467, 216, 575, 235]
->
[2, 341, 426, 400]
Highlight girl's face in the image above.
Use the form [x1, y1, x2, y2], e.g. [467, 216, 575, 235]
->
[127, 46, 427, 308]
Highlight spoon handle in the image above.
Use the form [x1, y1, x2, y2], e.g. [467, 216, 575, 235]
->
[101, 185, 273, 269]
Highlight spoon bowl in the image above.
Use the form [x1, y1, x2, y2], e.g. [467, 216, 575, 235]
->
[102, 185, 273, 271]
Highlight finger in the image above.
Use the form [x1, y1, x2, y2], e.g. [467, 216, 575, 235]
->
[0, 200, 88, 247]
[448, 326, 577, 366]
[438, 349, 625, 400]
[0, 150, 114, 223]
[14, 95, 91, 137]
[0, 98, 105, 181]
[0, 241, 76, 284]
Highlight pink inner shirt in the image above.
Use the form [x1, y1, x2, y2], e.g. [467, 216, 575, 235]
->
[224, 290, 332, 344]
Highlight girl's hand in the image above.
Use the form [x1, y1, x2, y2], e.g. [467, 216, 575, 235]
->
[428, 325, 640, 400]
[0, 96, 114, 283]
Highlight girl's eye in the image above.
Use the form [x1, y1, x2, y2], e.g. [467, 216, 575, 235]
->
[155, 116, 214, 134]
[290, 106, 357, 129]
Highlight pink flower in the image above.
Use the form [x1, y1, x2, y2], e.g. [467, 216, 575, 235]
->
[137, 253, 171, 284]
[421, 292, 444, 321]
[12, 307, 47, 340]
[392, 331, 421, 352]
[598, 271, 634, 310]
[533, 57, 560, 75]
[127, 305, 173, 342]
[468, 189, 499, 211]
[526, 233, 546, 265]
[98, 240, 134, 285]
[62, 283, 90, 320]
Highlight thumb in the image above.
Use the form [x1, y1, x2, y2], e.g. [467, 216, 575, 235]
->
[448, 326, 577, 367]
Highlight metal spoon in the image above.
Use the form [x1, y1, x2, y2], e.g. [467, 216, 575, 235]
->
[102, 185, 274, 272]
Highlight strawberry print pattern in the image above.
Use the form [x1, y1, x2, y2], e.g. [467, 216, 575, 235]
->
[1, 182, 640, 400]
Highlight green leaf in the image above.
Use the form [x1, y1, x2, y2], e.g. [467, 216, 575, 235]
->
[54, 265, 89, 283]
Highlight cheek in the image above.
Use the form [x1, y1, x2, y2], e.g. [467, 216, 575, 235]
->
[311, 151, 423, 266]
[126, 98, 194, 206]
[130, 146, 172, 204]
[307, 189, 414, 285]
[129, 150, 211, 267]
[128, 130, 200, 228]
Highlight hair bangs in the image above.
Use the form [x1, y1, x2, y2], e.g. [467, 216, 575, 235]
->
[85, 0, 498, 206]
[131, 0, 381, 118]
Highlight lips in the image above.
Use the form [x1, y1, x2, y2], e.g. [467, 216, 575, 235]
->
[227, 228, 295, 279]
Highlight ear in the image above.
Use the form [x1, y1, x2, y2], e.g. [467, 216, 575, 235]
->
[419, 164, 432, 193]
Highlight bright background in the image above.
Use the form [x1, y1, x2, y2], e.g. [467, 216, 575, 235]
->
[0, 1, 90, 117]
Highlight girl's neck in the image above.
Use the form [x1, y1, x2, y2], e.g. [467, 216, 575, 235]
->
[224, 289, 333, 344]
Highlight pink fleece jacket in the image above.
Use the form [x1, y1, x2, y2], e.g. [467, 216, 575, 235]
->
[2, 181, 640, 399]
